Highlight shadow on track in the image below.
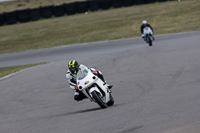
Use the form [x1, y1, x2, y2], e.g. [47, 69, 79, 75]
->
[44, 107, 102, 119]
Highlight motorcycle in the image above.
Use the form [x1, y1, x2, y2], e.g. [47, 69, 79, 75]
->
[143, 26, 154, 46]
[76, 67, 114, 109]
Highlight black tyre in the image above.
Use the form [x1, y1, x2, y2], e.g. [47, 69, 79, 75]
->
[148, 37, 152, 46]
[40, 6, 53, 19]
[0, 13, 5, 26]
[29, 8, 41, 21]
[91, 91, 107, 109]
[107, 94, 114, 106]
[5, 11, 18, 25]
[17, 9, 30, 23]
[64, 3, 77, 15]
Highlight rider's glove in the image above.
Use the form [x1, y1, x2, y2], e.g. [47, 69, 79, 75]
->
[75, 85, 79, 90]
[142, 34, 145, 38]
[92, 71, 98, 76]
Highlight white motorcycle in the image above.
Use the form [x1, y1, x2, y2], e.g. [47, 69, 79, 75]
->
[76, 67, 114, 109]
[143, 26, 154, 46]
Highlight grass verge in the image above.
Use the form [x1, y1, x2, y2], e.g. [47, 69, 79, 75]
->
[0, 63, 47, 78]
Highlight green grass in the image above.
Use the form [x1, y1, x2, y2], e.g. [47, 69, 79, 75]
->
[0, 63, 47, 78]
[0, 0, 83, 12]
[0, 0, 200, 54]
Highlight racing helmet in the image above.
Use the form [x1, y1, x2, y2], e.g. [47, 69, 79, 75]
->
[68, 60, 79, 74]
[142, 20, 147, 25]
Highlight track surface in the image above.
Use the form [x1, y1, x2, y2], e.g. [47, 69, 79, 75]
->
[0, 32, 200, 133]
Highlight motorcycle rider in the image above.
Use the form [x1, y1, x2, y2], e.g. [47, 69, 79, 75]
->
[66, 60, 113, 101]
[140, 20, 154, 40]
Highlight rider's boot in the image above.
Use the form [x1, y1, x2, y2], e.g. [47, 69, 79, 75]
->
[97, 72, 113, 89]
[107, 84, 113, 89]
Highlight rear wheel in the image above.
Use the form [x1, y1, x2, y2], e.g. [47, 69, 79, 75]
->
[91, 91, 107, 109]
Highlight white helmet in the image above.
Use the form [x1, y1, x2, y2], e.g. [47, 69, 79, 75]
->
[142, 20, 147, 24]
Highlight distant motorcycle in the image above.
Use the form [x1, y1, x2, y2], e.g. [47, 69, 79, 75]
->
[143, 26, 154, 46]
[76, 67, 114, 109]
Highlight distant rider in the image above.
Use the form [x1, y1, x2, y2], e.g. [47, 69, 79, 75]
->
[140, 20, 154, 39]
[66, 60, 113, 101]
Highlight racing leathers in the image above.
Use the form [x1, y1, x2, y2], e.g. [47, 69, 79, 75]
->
[140, 24, 154, 38]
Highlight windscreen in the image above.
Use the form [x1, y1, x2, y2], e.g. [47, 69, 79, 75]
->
[77, 69, 88, 80]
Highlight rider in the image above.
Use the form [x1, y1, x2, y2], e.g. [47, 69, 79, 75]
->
[66, 60, 113, 101]
[140, 20, 154, 39]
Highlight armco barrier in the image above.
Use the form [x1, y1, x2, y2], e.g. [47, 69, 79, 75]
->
[29, 7, 41, 21]
[0, 13, 5, 26]
[98, 0, 112, 10]
[17, 9, 30, 23]
[64, 2, 77, 15]
[88, 0, 100, 11]
[5, 11, 18, 25]
[76, 1, 88, 13]
[112, 0, 124, 8]
[53, 4, 66, 17]
[123, 0, 134, 6]
[40, 5, 53, 18]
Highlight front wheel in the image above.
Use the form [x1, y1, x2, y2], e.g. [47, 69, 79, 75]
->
[148, 37, 153, 46]
[107, 94, 114, 106]
[91, 91, 107, 109]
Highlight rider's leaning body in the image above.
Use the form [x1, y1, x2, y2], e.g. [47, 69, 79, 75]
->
[140, 20, 154, 37]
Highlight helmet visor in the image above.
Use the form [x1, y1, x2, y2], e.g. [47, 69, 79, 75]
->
[69, 67, 76, 72]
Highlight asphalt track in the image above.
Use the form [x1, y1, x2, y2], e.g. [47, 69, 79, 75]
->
[0, 31, 200, 133]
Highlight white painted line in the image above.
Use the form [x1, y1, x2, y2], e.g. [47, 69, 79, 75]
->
[0, 69, 25, 81]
